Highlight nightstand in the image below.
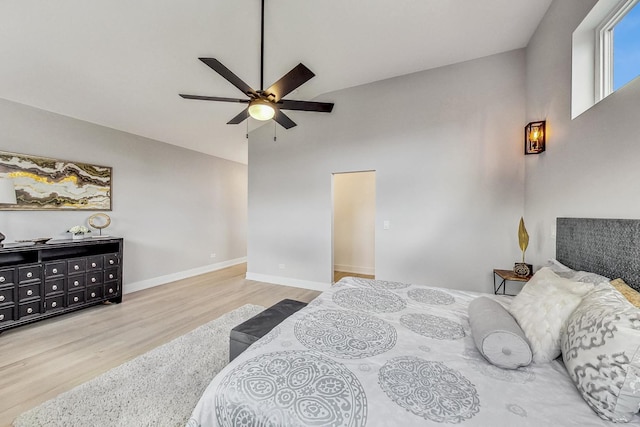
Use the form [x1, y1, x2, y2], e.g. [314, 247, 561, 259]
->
[493, 269, 532, 296]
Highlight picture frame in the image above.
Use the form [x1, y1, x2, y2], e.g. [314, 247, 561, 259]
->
[0, 151, 112, 211]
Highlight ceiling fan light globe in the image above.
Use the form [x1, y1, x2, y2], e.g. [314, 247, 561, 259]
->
[248, 101, 275, 121]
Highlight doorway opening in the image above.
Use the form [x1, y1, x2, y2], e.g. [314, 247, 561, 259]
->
[332, 171, 376, 284]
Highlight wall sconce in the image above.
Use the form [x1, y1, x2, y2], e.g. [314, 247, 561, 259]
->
[525, 121, 546, 155]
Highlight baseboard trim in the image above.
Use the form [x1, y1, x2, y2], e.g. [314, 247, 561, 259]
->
[124, 257, 247, 295]
[245, 272, 331, 292]
[334, 264, 375, 275]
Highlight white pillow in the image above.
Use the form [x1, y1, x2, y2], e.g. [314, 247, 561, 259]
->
[508, 267, 594, 363]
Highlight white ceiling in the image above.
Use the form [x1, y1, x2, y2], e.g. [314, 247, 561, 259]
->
[0, 0, 552, 164]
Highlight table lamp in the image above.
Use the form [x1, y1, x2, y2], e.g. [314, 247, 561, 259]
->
[0, 177, 17, 246]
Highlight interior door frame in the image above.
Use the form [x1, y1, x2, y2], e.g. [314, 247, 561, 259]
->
[331, 169, 376, 284]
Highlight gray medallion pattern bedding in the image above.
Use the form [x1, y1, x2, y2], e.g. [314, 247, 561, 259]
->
[294, 309, 397, 358]
[187, 277, 640, 426]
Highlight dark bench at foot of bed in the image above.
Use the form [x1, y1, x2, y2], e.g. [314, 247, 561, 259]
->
[229, 299, 308, 362]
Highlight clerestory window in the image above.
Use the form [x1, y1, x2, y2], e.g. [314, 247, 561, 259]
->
[572, 0, 640, 118]
[597, 0, 640, 97]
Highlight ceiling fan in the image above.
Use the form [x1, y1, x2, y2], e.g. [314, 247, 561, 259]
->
[179, 0, 334, 130]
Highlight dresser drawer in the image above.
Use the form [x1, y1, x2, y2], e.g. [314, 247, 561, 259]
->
[45, 261, 67, 278]
[18, 265, 41, 283]
[104, 283, 119, 298]
[0, 268, 14, 285]
[44, 295, 65, 312]
[87, 256, 104, 270]
[68, 275, 85, 290]
[104, 267, 119, 283]
[68, 291, 85, 306]
[0, 305, 14, 322]
[87, 285, 103, 301]
[86, 272, 103, 286]
[19, 300, 42, 318]
[45, 278, 64, 296]
[68, 259, 87, 274]
[0, 286, 15, 305]
[18, 283, 41, 301]
[105, 253, 120, 267]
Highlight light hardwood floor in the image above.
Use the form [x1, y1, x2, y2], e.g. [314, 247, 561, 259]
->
[0, 263, 320, 426]
[333, 271, 375, 282]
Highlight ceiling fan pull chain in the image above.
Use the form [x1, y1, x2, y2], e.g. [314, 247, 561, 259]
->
[246, 118, 249, 139]
[273, 120, 277, 142]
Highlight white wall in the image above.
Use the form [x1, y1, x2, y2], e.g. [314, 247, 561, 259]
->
[0, 98, 247, 293]
[524, 0, 640, 267]
[333, 171, 375, 276]
[247, 49, 527, 293]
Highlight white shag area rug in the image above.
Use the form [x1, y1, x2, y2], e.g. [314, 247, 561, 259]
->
[13, 304, 265, 427]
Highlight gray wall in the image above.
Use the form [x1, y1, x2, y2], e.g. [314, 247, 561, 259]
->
[0, 98, 247, 293]
[248, 49, 527, 293]
[524, 0, 640, 267]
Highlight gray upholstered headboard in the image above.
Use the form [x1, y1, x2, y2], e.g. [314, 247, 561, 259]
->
[556, 217, 640, 291]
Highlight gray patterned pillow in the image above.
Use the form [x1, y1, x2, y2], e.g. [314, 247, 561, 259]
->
[544, 259, 611, 284]
[561, 283, 640, 422]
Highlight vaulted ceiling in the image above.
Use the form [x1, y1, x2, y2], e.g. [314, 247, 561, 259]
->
[0, 0, 552, 164]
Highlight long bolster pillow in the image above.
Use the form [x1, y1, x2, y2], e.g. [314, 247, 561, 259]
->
[468, 296, 532, 369]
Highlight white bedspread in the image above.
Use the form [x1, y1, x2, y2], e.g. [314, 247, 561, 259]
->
[187, 277, 640, 426]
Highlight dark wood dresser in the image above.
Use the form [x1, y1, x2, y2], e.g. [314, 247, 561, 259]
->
[0, 238, 123, 333]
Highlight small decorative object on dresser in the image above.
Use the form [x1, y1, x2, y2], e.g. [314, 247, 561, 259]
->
[514, 217, 532, 277]
[0, 238, 123, 333]
[88, 212, 111, 236]
[68, 225, 91, 240]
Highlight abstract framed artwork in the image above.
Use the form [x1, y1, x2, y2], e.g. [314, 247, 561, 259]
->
[0, 151, 112, 210]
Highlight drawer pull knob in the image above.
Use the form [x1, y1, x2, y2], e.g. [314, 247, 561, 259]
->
[109, 260, 115, 265]
[74, 280, 79, 286]
[0, 295, 4, 302]
[109, 288, 114, 293]
[52, 302, 57, 308]
[109, 274, 114, 279]
[73, 296, 79, 302]
[91, 292, 96, 298]
[27, 289, 33, 296]
[52, 285, 58, 291]
[91, 262, 97, 268]
[27, 307, 33, 314]
[74, 265, 79, 270]
[91, 278, 97, 283]
[0, 276, 5, 282]
[26, 272, 33, 278]
[52, 268, 58, 274]
[0, 314, 4, 321]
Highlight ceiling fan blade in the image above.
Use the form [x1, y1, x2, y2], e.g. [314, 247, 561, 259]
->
[265, 63, 315, 102]
[274, 109, 297, 129]
[199, 58, 258, 97]
[279, 99, 334, 113]
[227, 108, 249, 125]
[180, 94, 249, 103]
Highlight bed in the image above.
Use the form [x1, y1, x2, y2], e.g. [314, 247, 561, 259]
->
[187, 218, 640, 426]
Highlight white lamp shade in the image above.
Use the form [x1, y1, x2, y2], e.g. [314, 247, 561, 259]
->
[0, 178, 17, 204]
[248, 100, 275, 121]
